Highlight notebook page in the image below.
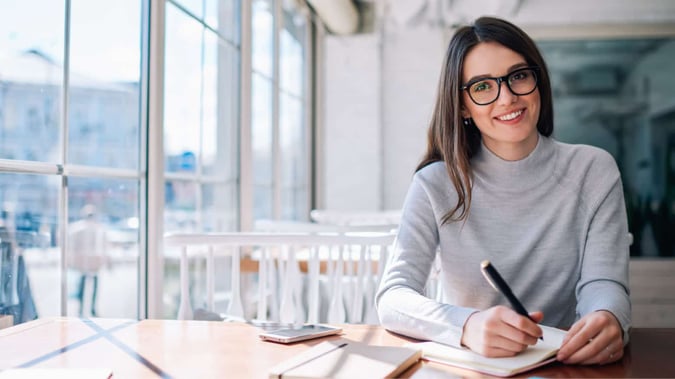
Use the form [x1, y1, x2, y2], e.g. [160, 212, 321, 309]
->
[408, 325, 566, 376]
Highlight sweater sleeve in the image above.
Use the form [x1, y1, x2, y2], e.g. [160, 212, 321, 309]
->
[576, 160, 632, 344]
[375, 172, 477, 347]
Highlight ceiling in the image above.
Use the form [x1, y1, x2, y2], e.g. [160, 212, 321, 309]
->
[374, 0, 675, 29]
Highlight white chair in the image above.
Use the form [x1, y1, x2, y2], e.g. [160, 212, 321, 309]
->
[164, 231, 396, 325]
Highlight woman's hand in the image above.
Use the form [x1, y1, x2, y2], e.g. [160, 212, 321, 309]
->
[460, 306, 544, 357]
[556, 310, 624, 365]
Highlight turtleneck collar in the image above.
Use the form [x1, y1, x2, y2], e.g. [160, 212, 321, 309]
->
[471, 133, 557, 192]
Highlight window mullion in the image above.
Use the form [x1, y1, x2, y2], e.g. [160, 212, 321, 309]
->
[272, 0, 281, 220]
[239, 0, 253, 231]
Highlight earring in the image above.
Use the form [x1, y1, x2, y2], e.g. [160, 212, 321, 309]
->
[463, 118, 471, 126]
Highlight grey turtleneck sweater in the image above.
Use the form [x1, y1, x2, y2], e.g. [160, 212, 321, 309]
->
[376, 135, 631, 348]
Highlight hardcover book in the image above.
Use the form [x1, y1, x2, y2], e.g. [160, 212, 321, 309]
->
[268, 339, 422, 378]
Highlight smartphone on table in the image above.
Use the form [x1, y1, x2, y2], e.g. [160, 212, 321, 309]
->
[258, 324, 342, 344]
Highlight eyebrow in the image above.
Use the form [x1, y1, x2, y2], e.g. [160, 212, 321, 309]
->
[464, 62, 530, 84]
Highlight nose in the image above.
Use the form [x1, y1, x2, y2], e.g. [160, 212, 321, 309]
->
[496, 80, 517, 105]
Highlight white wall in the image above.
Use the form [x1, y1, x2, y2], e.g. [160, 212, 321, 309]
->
[381, 26, 444, 209]
[322, 34, 382, 210]
[321, 25, 444, 211]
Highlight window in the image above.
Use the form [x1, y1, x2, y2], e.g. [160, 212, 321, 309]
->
[161, 0, 241, 318]
[251, 0, 311, 223]
[0, 0, 142, 322]
[0, 0, 314, 323]
[279, 10, 310, 220]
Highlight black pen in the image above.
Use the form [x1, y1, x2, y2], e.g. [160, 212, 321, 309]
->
[480, 260, 543, 340]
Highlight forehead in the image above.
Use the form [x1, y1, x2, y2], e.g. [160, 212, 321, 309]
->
[462, 41, 527, 81]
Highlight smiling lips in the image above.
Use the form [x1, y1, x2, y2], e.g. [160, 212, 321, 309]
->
[496, 109, 524, 122]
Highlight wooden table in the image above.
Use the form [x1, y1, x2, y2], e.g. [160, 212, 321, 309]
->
[1, 318, 674, 378]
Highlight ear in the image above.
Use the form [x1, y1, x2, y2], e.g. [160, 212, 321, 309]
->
[460, 107, 471, 119]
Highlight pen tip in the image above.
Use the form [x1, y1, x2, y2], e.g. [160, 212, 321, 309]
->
[480, 260, 490, 268]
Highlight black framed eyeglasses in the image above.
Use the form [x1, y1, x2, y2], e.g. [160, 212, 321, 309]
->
[461, 66, 539, 106]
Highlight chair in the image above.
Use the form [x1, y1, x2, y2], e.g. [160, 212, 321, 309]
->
[164, 231, 396, 325]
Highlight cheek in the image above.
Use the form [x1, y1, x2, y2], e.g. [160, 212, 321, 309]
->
[531, 91, 541, 111]
[469, 106, 492, 122]
[463, 99, 488, 120]
[530, 95, 542, 121]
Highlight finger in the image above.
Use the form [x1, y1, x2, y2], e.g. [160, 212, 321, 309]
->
[528, 311, 544, 323]
[562, 326, 615, 364]
[488, 329, 530, 353]
[476, 316, 531, 353]
[481, 344, 522, 358]
[474, 326, 528, 357]
[501, 312, 542, 342]
[563, 313, 623, 364]
[563, 336, 612, 364]
[561, 317, 585, 346]
[557, 319, 590, 361]
[577, 344, 622, 365]
[576, 339, 624, 365]
[462, 319, 524, 357]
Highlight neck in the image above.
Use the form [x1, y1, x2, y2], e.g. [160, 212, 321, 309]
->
[471, 133, 556, 191]
[483, 133, 539, 161]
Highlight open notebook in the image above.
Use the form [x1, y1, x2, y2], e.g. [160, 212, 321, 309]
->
[406, 325, 567, 377]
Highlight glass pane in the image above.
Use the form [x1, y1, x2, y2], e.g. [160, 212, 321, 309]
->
[254, 185, 273, 220]
[202, 32, 239, 180]
[280, 22, 304, 97]
[68, 0, 141, 169]
[66, 177, 139, 318]
[202, 182, 238, 232]
[252, 73, 273, 186]
[164, 180, 198, 233]
[1, 173, 59, 325]
[205, 0, 240, 44]
[252, 0, 273, 77]
[0, 0, 65, 162]
[281, 187, 307, 220]
[279, 93, 305, 187]
[164, 4, 203, 173]
[174, 0, 203, 19]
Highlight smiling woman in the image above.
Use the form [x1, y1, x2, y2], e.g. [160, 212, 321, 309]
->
[376, 16, 630, 366]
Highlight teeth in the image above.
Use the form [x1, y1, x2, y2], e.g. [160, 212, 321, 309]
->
[497, 110, 523, 121]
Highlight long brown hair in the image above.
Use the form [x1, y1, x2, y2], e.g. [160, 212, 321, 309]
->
[417, 16, 554, 224]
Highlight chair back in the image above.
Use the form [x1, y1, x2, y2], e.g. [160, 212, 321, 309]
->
[164, 231, 396, 325]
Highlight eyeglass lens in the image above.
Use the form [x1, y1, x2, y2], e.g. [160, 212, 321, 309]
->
[467, 68, 538, 105]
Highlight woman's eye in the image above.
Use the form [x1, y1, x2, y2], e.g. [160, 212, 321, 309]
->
[472, 81, 491, 92]
[511, 71, 528, 81]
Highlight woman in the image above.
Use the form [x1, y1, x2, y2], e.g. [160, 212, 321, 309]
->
[375, 16, 630, 365]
